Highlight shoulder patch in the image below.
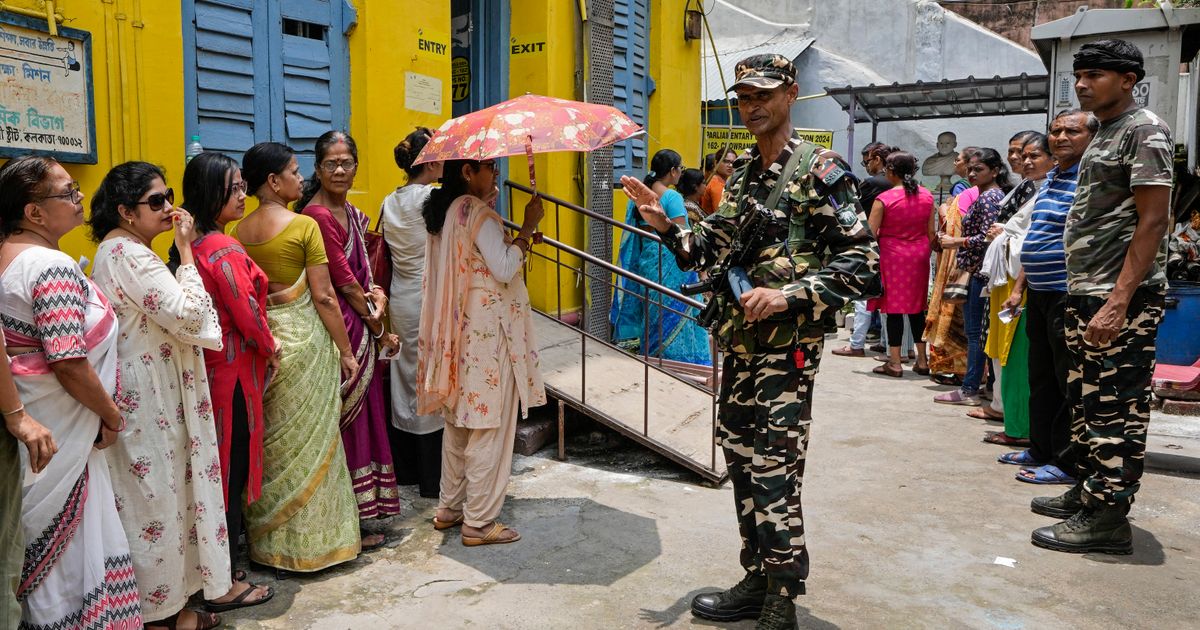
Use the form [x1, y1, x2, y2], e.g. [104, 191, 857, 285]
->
[811, 157, 847, 188]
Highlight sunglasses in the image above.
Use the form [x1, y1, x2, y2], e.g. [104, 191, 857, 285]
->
[39, 180, 83, 203]
[135, 188, 175, 212]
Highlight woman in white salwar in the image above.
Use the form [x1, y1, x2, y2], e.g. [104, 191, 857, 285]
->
[0, 156, 143, 630]
[381, 128, 445, 498]
[88, 162, 245, 629]
[419, 158, 547, 546]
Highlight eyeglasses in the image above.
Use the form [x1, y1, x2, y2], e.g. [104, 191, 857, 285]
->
[39, 180, 83, 203]
[135, 188, 175, 212]
[477, 160, 496, 171]
[228, 180, 248, 196]
[319, 159, 358, 173]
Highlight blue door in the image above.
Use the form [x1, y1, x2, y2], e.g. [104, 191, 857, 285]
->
[612, 0, 650, 179]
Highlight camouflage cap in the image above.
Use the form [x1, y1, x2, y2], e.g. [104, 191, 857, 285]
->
[728, 54, 797, 93]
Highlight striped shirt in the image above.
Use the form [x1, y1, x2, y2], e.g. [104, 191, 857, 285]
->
[1020, 163, 1079, 292]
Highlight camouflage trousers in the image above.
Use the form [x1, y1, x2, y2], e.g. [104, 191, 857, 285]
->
[1064, 288, 1164, 507]
[716, 338, 823, 598]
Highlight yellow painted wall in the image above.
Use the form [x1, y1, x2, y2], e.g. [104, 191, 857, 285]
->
[346, 0, 451, 224]
[508, 0, 584, 315]
[2, 0, 186, 267]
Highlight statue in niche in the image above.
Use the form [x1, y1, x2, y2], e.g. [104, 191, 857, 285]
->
[922, 131, 960, 194]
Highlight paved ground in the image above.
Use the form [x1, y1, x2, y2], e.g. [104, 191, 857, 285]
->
[219, 339, 1200, 629]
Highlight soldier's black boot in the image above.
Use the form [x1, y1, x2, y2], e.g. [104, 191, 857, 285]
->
[754, 594, 798, 630]
[1030, 483, 1084, 519]
[1030, 502, 1133, 555]
[690, 572, 766, 621]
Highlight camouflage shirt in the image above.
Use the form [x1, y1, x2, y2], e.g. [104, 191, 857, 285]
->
[1064, 107, 1174, 297]
[660, 132, 880, 354]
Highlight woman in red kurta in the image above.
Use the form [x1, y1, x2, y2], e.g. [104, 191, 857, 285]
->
[175, 152, 275, 608]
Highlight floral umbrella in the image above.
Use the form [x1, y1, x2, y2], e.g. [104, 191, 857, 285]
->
[413, 94, 643, 191]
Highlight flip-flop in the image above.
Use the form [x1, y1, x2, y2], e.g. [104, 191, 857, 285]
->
[967, 407, 1004, 421]
[462, 522, 521, 547]
[997, 450, 1043, 466]
[931, 373, 962, 386]
[1016, 464, 1076, 485]
[983, 431, 1030, 447]
[147, 610, 222, 630]
[205, 582, 275, 612]
[433, 514, 464, 530]
[872, 363, 903, 378]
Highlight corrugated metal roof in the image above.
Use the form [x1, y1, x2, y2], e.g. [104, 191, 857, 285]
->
[823, 73, 1051, 124]
[701, 37, 815, 102]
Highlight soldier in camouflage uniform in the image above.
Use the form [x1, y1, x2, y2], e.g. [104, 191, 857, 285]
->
[622, 54, 878, 630]
[1030, 39, 1174, 555]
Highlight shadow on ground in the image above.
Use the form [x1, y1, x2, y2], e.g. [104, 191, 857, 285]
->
[437, 496, 662, 586]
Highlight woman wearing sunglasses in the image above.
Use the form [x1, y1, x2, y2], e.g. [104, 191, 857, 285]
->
[297, 131, 401, 532]
[231, 142, 362, 574]
[87, 162, 229, 630]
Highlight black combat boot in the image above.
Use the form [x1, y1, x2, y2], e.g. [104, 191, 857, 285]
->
[754, 594, 798, 630]
[1030, 503, 1133, 555]
[1030, 483, 1084, 519]
[690, 572, 766, 621]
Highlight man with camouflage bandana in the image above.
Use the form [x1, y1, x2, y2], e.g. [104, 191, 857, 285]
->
[1030, 39, 1174, 555]
[622, 54, 878, 629]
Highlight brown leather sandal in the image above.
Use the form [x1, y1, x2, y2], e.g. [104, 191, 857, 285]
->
[146, 609, 221, 630]
[872, 363, 903, 378]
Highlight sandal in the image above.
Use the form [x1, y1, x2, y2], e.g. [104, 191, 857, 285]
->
[462, 522, 521, 547]
[912, 366, 930, 376]
[361, 533, 388, 550]
[205, 581, 275, 612]
[147, 609, 222, 630]
[983, 431, 1030, 447]
[1015, 464, 1076, 485]
[433, 513, 464, 530]
[831, 345, 865, 357]
[997, 450, 1044, 466]
[967, 407, 1004, 421]
[872, 363, 902, 378]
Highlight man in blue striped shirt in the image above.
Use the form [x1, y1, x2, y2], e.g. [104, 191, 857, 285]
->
[1000, 109, 1097, 483]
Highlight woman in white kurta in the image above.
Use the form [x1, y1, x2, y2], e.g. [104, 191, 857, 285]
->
[87, 162, 231, 629]
[418, 158, 546, 546]
[382, 128, 445, 498]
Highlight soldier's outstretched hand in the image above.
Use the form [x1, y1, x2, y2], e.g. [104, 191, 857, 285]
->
[620, 176, 671, 233]
[740, 287, 789, 323]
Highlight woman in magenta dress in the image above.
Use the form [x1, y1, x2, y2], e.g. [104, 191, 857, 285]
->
[867, 151, 935, 377]
[298, 131, 401, 527]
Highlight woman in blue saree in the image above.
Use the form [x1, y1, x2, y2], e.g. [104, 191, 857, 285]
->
[610, 149, 711, 366]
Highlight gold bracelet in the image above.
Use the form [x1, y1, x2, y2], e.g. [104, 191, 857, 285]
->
[1, 404, 24, 417]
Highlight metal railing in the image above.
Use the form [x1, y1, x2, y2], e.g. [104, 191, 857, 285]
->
[503, 180, 725, 482]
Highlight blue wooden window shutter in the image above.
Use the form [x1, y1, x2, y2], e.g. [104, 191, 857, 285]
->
[612, 0, 650, 180]
[184, 0, 350, 172]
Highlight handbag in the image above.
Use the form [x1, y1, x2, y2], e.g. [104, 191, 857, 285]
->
[942, 269, 971, 304]
[365, 211, 392, 298]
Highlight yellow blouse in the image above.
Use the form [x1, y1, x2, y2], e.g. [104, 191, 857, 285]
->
[232, 214, 328, 286]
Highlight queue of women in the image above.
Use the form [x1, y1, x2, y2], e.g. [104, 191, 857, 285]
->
[0, 127, 546, 629]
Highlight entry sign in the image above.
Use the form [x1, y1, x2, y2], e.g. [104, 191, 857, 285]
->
[416, 29, 450, 62]
[702, 126, 832, 156]
[0, 14, 96, 163]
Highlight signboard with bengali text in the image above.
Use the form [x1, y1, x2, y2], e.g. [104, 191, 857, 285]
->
[0, 13, 96, 163]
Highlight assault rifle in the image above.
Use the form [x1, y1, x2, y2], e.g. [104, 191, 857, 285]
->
[679, 198, 775, 330]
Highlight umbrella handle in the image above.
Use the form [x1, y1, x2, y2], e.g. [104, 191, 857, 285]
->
[525, 136, 537, 194]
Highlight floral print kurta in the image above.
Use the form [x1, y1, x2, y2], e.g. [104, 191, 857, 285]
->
[90, 237, 232, 619]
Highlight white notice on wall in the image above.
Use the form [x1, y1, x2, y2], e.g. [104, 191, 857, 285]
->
[405, 72, 443, 115]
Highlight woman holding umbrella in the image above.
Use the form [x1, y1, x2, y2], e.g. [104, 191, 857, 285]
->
[418, 158, 546, 546]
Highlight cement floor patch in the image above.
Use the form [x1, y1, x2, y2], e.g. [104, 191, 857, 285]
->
[219, 341, 1200, 629]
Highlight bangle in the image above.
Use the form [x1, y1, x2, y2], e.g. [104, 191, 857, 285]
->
[371, 326, 384, 339]
[1, 404, 24, 417]
[512, 236, 530, 252]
